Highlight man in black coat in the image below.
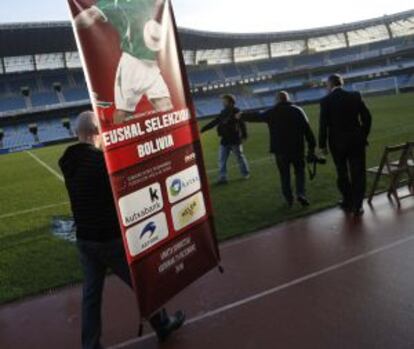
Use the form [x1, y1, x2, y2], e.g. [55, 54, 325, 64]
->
[59, 111, 184, 349]
[241, 91, 316, 207]
[319, 74, 372, 216]
[201, 94, 250, 184]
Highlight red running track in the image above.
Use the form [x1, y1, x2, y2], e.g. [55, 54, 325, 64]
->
[1, 192, 414, 349]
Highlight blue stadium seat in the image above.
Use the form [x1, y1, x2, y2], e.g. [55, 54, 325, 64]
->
[193, 95, 222, 116]
[31, 91, 60, 107]
[2, 124, 35, 148]
[189, 69, 220, 86]
[294, 54, 323, 68]
[0, 96, 26, 112]
[397, 73, 414, 88]
[63, 88, 90, 102]
[256, 59, 288, 74]
[0, 81, 8, 95]
[41, 71, 70, 89]
[8, 76, 39, 93]
[221, 65, 241, 80]
[238, 64, 255, 78]
[72, 71, 87, 87]
[295, 88, 326, 102]
[37, 119, 71, 143]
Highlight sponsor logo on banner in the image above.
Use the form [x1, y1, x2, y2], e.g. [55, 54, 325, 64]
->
[126, 212, 169, 257]
[170, 179, 182, 197]
[171, 191, 207, 231]
[166, 165, 201, 204]
[118, 183, 163, 227]
[184, 152, 196, 163]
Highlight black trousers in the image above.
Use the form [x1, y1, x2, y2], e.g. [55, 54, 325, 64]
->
[275, 154, 306, 203]
[331, 143, 366, 210]
[77, 239, 168, 349]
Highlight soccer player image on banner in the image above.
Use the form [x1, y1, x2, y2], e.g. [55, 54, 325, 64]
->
[71, 0, 173, 126]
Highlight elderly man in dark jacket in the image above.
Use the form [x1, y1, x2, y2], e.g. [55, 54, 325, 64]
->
[241, 91, 316, 207]
[59, 111, 184, 349]
[319, 74, 372, 216]
[201, 94, 250, 184]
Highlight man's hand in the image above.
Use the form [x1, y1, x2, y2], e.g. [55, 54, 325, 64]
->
[320, 148, 329, 156]
[74, 6, 107, 29]
[235, 112, 243, 120]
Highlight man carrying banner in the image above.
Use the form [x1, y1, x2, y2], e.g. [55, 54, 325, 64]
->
[59, 111, 185, 349]
[72, 0, 173, 125]
[201, 94, 250, 184]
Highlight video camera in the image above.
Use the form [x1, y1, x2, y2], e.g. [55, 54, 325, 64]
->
[307, 153, 327, 180]
[307, 153, 327, 165]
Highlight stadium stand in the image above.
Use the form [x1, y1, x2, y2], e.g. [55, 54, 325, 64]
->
[1, 10, 414, 151]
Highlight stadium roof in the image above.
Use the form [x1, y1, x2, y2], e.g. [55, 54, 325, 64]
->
[0, 22, 76, 57]
[179, 9, 414, 49]
[0, 9, 413, 56]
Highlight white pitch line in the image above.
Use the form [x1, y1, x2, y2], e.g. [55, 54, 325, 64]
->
[2, 154, 271, 220]
[0, 202, 69, 220]
[108, 234, 414, 349]
[26, 151, 64, 182]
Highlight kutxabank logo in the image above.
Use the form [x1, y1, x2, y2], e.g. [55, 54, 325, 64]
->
[170, 178, 182, 197]
[119, 183, 164, 227]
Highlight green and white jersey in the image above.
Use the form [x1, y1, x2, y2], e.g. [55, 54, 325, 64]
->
[97, 0, 157, 61]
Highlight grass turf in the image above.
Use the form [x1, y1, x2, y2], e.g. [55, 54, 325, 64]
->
[0, 92, 413, 304]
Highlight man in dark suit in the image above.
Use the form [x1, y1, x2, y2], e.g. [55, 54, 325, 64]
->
[319, 74, 372, 216]
[241, 91, 316, 207]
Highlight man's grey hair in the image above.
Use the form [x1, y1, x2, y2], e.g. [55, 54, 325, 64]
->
[277, 91, 290, 103]
[75, 111, 98, 136]
[328, 74, 344, 87]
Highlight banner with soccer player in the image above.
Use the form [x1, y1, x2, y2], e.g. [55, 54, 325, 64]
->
[67, 0, 221, 318]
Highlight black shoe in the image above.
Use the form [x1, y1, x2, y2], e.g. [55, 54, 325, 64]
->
[155, 311, 186, 343]
[216, 179, 228, 186]
[353, 208, 365, 217]
[297, 196, 310, 207]
[338, 201, 352, 212]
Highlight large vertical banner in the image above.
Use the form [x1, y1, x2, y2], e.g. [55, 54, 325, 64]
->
[68, 0, 220, 317]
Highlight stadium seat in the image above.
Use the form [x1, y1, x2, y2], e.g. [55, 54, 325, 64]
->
[0, 96, 26, 112]
[63, 88, 90, 103]
[41, 71, 70, 89]
[221, 65, 241, 80]
[31, 91, 60, 107]
[1, 18, 414, 142]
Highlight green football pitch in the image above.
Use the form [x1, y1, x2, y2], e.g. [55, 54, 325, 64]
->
[1, 92, 414, 304]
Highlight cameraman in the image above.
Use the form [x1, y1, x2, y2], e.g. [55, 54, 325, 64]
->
[240, 91, 316, 207]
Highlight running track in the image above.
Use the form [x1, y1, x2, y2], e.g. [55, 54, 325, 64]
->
[1, 192, 414, 349]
